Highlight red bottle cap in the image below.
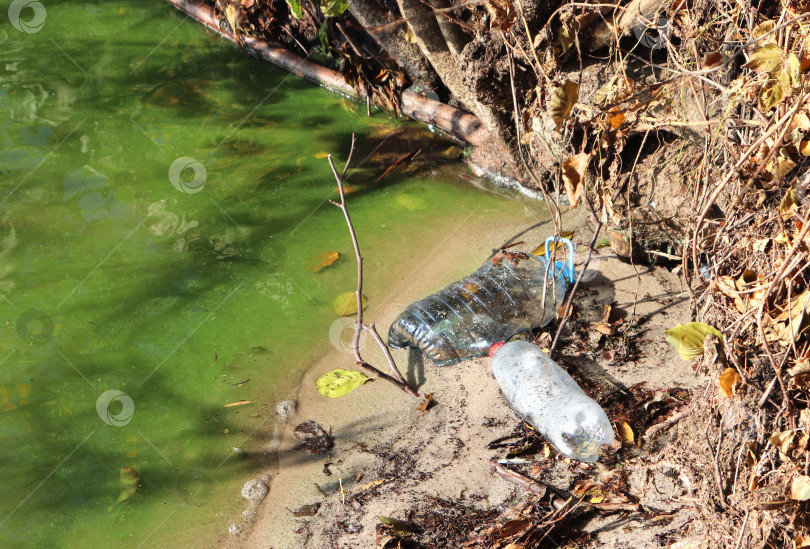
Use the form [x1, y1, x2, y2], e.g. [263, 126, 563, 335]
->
[489, 341, 505, 358]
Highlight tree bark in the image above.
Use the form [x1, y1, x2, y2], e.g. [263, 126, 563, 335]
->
[395, 0, 517, 170]
[347, 0, 437, 87]
[429, 0, 469, 56]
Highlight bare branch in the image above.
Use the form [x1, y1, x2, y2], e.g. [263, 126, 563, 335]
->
[329, 135, 419, 398]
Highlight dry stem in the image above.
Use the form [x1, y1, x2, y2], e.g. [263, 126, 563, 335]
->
[328, 135, 419, 398]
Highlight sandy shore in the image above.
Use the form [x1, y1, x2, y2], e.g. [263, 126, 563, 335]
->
[220, 205, 699, 548]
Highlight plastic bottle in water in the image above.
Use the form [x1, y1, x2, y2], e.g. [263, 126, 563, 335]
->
[490, 340, 613, 462]
[387, 237, 576, 366]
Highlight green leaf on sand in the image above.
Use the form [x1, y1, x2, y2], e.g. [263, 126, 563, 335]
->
[316, 369, 370, 398]
[333, 291, 367, 316]
[666, 322, 724, 361]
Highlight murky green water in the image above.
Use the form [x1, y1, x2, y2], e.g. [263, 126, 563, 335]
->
[0, 2, 542, 547]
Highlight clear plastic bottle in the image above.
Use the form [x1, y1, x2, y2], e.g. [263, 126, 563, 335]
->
[387, 237, 576, 366]
[490, 340, 613, 462]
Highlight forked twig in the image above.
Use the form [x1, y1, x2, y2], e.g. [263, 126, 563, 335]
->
[328, 135, 419, 397]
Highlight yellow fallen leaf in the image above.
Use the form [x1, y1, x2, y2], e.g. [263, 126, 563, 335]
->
[315, 152, 329, 158]
[531, 231, 574, 256]
[666, 322, 724, 361]
[316, 369, 370, 398]
[307, 251, 340, 272]
[616, 421, 635, 444]
[332, 292, 368, 316]
[718, 368, 741, 397]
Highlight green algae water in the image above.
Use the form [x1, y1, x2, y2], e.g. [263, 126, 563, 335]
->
[0, 2, 544, 547]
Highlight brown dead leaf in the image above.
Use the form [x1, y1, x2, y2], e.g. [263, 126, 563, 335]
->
[752, 238, 770, 253]
[791, 475, 810, 500]
[703, 51, 724, 68]
[308, 251, 340, 272]
[417, 393, 436, 415]
[485, 0, 516, 31]
[608, 229, 632, 258]
[718, 368, 741, 397]
[550, 80, 579, 131]
[744, 441, 758, 468]
[770, 291, 810, 345]
[561, 152, 591, 208]
[593, 74, 634, 106]
[767, 150, 796, 181]
[780, 187, 799, 220]
[499, 519, 532, 538]
[607, 110, 625, 130]
[769, 430, 797, 455]
[703, 333, 722, 370]
[789, 359, 810, 389]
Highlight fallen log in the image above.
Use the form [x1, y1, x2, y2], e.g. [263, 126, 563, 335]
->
[165, 0, 494, 151]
